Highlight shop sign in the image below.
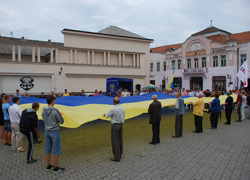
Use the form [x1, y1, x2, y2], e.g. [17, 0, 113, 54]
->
[212, 49, 226, 53]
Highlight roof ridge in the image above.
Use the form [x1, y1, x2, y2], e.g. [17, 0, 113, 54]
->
[231, 30, 250, 35]
[151, 43, 182, 49]
[98, 25, 147, 39]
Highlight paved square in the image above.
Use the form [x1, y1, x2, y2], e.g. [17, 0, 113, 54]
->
[0, 108, 250, 180]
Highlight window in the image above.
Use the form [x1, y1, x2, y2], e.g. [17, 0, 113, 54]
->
[213, 56, 218, 67]
[241, 54, 247, 65]
[221, 55, 226, 67]
[194, 58, 199, 68]
[202, 57, 206, 67]
[157, 62, 160, 71]
[172, 60, 175, 70]
[212, 76, 226, 91]
[187, 59, 191, 68]
[150, 63, 153, 72]
[163, 62, 166, 71]
[178, 59, 181, 69]
[150, 80, 155, 85]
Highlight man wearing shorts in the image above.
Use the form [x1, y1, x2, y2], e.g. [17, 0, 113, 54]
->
[2, 95, 12, 146]
[42, 95, 64, 173]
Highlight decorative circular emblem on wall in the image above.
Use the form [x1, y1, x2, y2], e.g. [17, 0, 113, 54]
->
[109, 84, 115, 92]
[20, 76, 34, 91]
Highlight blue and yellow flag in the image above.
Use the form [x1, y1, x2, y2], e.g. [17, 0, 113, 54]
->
[12, 92, 236, 128]
[166, 70, 175, 90]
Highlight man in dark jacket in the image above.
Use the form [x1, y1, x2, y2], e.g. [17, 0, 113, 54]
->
[148, 94, 162, 145]
[222, 92, 233, 125]
[19, 102, 40, 163]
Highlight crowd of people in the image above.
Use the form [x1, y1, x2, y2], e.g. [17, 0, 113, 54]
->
[148, 89, 249, 146]
[0, 93, 65, 173]
[0, 86, 249, 171]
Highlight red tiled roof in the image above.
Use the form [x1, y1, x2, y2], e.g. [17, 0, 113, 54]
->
[150, 44, 182, 53]
[230, 31, 250, 43]
[207, 31, 250, 43]
[192, 26, 231, 36]
[151, 31, 250, 53]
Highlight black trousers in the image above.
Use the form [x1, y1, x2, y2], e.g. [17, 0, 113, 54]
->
[210, 112, 220, 128]
[152, 122, 160, 144]
[175, 115, 183, 137]
[237, 104, 242, 122]
[194, 115, 203, 132]
[225, 108, 233, 124]
[111, 123, 123, 161]
[21, 129, 37, 161]
[188, 104, 193, 110]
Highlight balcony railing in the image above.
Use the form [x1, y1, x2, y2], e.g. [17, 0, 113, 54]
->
[184, 67, 207, 73]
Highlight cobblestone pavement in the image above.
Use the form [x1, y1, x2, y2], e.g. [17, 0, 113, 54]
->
[1, 107, 250, 180]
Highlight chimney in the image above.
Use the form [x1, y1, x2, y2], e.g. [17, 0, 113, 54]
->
[48, 39, 51, 43]
[21, 36, 25, 40]
[210, 20, 213, 27]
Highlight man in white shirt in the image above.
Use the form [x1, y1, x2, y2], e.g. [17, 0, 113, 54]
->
[140, 90, 145, 95]
[196, 89, 203, 96]
[121, 89, 130, 97]
[241, 92, 247, 120]
[9, 97, 26, 152]
[188, 90, 194, 97]
[103, 97, 125, 162]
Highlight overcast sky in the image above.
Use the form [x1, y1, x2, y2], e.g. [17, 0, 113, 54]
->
[0, 0, 250, 47]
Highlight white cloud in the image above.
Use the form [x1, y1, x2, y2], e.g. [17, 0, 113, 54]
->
[0, 0, 249, 47]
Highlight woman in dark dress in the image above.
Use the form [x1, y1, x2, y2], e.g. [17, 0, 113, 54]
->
[0, 97, 5, 143]
[208, 93, 221, 129]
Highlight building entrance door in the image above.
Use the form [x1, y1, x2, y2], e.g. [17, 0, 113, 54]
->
[190, 77, 203, 90]
[212, 76, 226, 91]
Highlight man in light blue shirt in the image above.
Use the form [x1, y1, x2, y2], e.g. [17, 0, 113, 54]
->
[14, 89, 22, 98]
[103, 97, 125, 162]
[2, 95, 12, 145]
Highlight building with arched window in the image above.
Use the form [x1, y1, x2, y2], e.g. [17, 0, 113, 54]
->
[150, 25, 250, 91]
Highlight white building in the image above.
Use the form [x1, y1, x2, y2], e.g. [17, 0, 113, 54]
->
[0, 26, 153, 95]
[150, 25, 250, 91]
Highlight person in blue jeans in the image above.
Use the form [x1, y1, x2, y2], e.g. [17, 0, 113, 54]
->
[42, 95, 64, 173]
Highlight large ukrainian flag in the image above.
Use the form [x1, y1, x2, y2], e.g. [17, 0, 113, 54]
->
[16, 92, 236, 128]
